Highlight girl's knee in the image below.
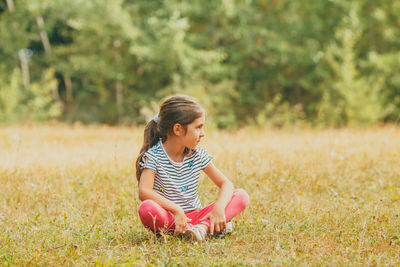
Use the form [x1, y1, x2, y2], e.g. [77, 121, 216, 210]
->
[138, 199, 159, 218]
[233, 188, 250, 209]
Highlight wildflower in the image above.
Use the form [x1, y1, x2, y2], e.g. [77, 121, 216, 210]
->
[368, 185, 377, 190]
[330, 151, 336, 157]
[280, 178, 285, 183]
[165, 234, 170, 239]
[250, 157, 254, 161]
[71, 183, 75, 187]
[263, 179, 267, 183]
[66, 191, 70, 194]
[382, 138, 389, 144]
[11, 133, 19, 141]
[341, 191, 345, 195]
[299, 190, 303, 195]
[77, 224, 82, 228]
[196, 209, 200, 213]
[261, 219, 270, 224]
[392, 195, 398, 201]
[339, 155, 344, 160]
[394, 153, 398, 157]
[236, 160, 241, 167]
[315, 185, 319, 189]
[30, 183, 36, 187]
[276, 243, 283, 250]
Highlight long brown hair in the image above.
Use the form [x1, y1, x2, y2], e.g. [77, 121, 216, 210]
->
[135, 95, 204, 182]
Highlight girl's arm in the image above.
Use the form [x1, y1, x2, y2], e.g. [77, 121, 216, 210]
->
[138, 169, 191, 234]
[200, 162, 234, 234]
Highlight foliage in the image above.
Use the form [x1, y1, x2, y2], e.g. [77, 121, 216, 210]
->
[0, 68, 26, 123]
[0, 67, 61, 123]
[317, 3, 388, 126]
[0, 0, 399, 127]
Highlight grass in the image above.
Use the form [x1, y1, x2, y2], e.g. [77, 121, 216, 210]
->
[0, 125, 400, 266]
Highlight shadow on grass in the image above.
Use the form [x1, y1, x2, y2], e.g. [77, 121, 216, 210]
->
[127, 231, 152, 245]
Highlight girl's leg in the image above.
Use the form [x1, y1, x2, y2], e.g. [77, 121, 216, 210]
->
[187, 188, 250, 228]
[138, 199, 177, 233]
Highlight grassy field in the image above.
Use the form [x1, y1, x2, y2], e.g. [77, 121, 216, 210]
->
[1, 125, 400, 266]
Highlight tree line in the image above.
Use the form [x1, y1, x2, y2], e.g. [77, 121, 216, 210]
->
[0, 0, 399, 127]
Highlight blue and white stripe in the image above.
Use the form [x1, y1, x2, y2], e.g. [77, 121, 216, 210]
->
[140, 139, 212, 211]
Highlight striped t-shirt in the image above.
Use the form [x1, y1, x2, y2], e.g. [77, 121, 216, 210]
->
[139, 139, 213, 212]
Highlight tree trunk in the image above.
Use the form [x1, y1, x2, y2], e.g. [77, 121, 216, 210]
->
[36, 16, 52, 56]
[64, 75, 73, 105]
[116, 82, 124, 124]
[36, 15, 66, 111]
[6, 0, 15, 12]
[18, 49, 30, 90]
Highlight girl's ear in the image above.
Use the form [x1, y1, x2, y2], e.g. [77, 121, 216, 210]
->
[172, 123, 183, 136]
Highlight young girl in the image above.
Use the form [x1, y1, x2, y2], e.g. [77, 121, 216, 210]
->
[135, 95, 249, 241]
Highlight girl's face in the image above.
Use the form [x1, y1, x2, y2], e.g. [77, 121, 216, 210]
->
[182, 114, 205, 149]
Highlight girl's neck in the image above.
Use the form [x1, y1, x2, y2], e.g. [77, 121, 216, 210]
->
[162, 137, 186, 162]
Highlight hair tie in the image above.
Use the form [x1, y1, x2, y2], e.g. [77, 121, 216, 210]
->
[153, 114, 160, 123]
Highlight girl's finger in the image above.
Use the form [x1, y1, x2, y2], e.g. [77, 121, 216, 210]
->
[215, 223, 220, 233]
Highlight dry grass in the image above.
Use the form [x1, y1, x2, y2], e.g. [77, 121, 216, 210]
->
[1, 125, 400, 265]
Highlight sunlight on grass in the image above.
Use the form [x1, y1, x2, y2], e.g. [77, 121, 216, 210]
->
[0, 125, 399, 265]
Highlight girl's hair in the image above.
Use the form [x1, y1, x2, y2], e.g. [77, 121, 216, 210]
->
[135, 95, 205, 182]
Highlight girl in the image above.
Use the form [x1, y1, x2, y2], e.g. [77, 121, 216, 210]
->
[135, 95, 249, 241]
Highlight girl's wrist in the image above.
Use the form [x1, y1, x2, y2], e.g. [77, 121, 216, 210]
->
[214, 202, 225, 210]
[172, 206, 185, 215]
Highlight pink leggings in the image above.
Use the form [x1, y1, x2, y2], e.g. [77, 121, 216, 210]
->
[138, 189, 250, 233]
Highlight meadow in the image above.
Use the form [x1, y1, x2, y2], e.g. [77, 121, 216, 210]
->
[1, 125, 400, 266]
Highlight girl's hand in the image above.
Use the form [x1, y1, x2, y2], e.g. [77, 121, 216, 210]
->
[174, 211, 191, 235]
[200, 203, 226, 235]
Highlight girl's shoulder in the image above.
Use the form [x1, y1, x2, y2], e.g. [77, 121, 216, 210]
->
[144, 140, 163, 157]
[140, 141, 163, 170]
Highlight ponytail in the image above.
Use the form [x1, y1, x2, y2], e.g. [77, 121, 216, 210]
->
[135, 119, 160, 182]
